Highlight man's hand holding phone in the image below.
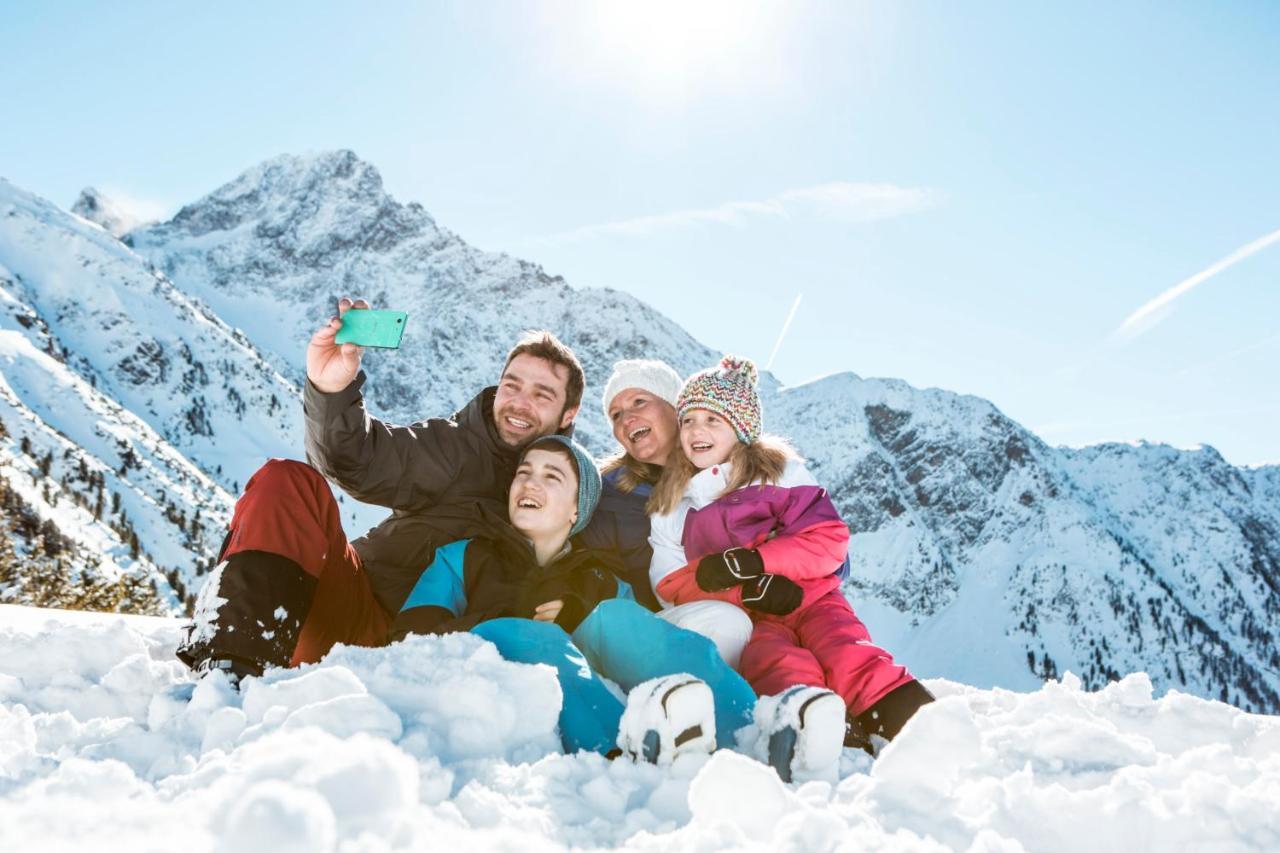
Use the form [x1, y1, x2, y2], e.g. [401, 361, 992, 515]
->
[307, 297, 370, 393]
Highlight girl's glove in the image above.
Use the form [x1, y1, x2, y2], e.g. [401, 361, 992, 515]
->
[696, 547, 765, 591]
[742, 574, 804, 615]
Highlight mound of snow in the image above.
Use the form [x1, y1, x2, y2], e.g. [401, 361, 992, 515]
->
[1, 604, 1277, 852]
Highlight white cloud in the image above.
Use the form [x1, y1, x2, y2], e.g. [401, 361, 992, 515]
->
[1113, 226, 1280, 342]
[521, 182, 941, 246]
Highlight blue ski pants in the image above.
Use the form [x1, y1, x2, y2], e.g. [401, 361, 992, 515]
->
[471, 599, 756, 755]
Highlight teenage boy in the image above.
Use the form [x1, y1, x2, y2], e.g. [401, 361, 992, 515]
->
[392, 434, 758, 763]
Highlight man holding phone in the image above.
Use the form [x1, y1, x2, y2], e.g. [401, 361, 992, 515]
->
[177, 297, 586, 683]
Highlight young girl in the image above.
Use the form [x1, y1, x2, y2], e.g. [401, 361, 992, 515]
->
[648, 356, 934, 752]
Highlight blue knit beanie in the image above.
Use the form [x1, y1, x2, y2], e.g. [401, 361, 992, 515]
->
[522, 435, 602, 536]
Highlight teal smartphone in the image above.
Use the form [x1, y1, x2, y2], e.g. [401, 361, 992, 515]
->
[334, 309, 408, 349]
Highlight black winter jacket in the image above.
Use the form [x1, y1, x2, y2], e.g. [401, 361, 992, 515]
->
[389, 516, 627, 639]
[304, 372, 571, 614]
[577, 468, 661, 611]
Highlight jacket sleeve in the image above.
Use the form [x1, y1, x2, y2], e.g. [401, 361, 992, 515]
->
[649, 509, 745, 608]
[303, 372, 468, 510]
[755, 518, 850, 581]
[390, 541, 470, 640]
[578, 484, 661, 611]
[655, 562, 745, 608]
[647, 509, 688, 606]
[752, 464, 850, 581]
[389, 605, 459, 641]
[552, 578, 614, 634]
[524, 558, 622, 633]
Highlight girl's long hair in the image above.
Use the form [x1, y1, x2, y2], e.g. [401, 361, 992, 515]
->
[647, 433, 799, 516]
[599, 451, 664, 495]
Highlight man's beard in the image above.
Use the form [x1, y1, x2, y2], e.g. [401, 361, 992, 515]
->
[494, 404, 561, 449]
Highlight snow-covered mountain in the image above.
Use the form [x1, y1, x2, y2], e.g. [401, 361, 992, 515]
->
[1, 152, 1276, 714]
[775, 378, 1280, 712]
[0, 318, 222, 613]
[70, 188, 151, 238]
[3, 180, 300, 489]
[0, 177, 303, 609]
[126, 150, 721, 453]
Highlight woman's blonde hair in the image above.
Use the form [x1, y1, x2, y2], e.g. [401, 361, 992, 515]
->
[647, 433, 798, 516]
[599, 451, 664, 495]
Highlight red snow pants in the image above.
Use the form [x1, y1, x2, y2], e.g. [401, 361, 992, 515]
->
[737, 590, 915, 716]
[222, 458, 390, 666]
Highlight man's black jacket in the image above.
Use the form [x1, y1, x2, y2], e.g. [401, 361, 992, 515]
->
[304, 371, 571, 614]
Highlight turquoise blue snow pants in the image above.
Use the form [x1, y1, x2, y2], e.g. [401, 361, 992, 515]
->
[471, 599, 756, 755]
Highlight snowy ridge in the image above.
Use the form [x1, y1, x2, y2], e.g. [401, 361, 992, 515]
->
[0, 178, 306, 608]
[1, 604, 1277, 851]
[0, 321, 230, 609]
[772, 375, 1280, 712]
[0, 179, 302, 492]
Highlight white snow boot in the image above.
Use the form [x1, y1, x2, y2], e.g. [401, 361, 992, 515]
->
[617, 674, 717, 766]
[751, 685, 846, 783]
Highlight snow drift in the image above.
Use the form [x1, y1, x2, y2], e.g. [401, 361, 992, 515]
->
[1, 604, 1277, 852]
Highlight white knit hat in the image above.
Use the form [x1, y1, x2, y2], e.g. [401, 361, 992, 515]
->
[601, 359, 682, 420]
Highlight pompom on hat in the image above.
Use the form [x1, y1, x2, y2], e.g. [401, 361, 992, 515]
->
[676, 356, 762, 445]
[601, 359, 683, 420]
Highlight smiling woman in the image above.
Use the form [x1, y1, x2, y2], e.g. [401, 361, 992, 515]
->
[533, 0, 795, 100]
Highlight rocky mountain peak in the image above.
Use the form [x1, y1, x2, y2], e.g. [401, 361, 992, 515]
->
[70, 187, 148, 237]
[140, 149, 434, 248]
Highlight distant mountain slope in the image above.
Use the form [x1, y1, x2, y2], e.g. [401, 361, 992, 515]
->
[0, 320, 229, 610]
[0, 177, 307, 609]
[1, 179, 301, 493]
[776, 375, 1280, 711]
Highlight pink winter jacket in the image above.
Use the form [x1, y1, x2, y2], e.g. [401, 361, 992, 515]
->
[648, 458, 849, 615]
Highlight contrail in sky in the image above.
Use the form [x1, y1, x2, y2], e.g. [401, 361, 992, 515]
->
[1114, 227, 1280, 341]
[767, 294, 803, 371]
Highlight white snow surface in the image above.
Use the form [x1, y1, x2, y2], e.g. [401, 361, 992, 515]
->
[2, 604, 1278, 853]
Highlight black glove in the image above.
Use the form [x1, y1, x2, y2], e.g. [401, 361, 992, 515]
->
[742, 573, 803, 615]
[696, 547, 765, 591]
[553, 595, 590, 633]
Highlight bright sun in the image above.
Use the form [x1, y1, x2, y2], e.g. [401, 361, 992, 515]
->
[543, 0, 790, 100]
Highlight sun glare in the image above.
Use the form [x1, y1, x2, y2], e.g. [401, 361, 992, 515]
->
[543, 0, 791, 101]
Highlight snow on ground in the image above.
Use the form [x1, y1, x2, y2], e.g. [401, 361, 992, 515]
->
[1, 605, 1278, 853]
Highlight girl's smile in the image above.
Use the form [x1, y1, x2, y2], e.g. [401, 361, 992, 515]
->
[680, 408, 737, 468]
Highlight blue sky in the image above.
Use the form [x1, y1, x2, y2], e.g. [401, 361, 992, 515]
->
[2, 1, 1277, 464]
